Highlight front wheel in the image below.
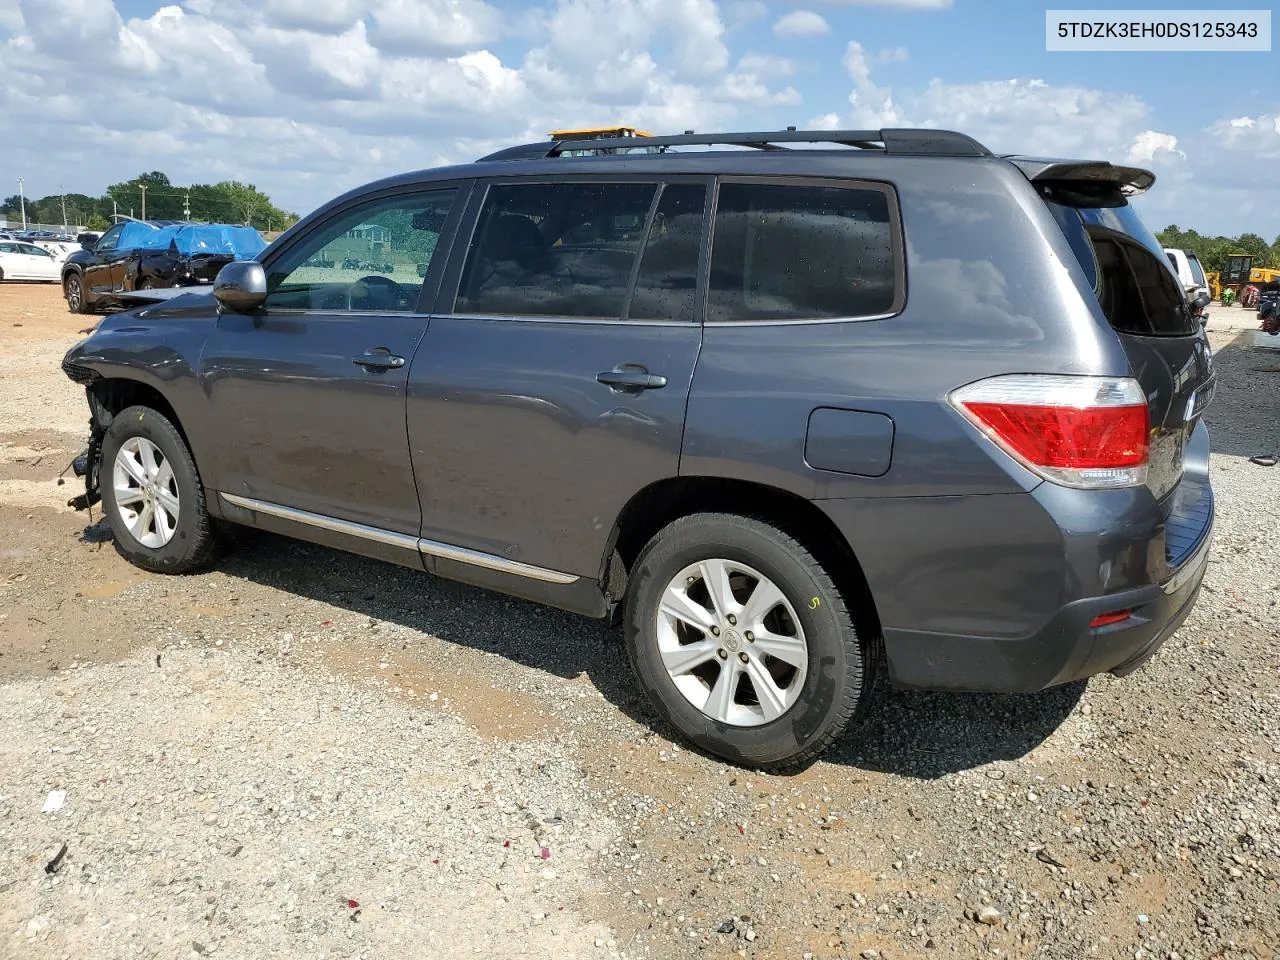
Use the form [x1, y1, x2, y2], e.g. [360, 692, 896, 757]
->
[624, 513, 875, 771]
[64, 273, 91, 314]
[100, 405, 219, 574]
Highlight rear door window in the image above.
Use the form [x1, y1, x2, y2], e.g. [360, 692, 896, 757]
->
[455, 182, 659, 320]
[627, 184, 707, 324]
[706, 180, 901, 323]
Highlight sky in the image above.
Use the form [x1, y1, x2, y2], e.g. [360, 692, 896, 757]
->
[0, 0, 1276, 237]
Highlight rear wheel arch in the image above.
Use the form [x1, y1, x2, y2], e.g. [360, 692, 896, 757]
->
[605, 476, 882, 643]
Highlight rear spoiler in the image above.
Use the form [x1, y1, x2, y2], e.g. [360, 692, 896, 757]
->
[1005, 157, 1156, 196]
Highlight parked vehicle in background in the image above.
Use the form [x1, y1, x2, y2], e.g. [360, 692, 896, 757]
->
[1164, 247, 1210, 305]
[0, 240, 61, 281]
[61, 220, 266, 314]
[61, 126, 1216, 770]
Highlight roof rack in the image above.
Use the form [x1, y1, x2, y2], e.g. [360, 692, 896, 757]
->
[477, 127, 992, 162]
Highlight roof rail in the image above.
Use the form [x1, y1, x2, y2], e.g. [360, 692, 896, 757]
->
[477, 127, 992, 162]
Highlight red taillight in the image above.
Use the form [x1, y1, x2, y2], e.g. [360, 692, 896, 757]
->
[950, 375, 1150, 489]
[1089, 609, 1133, 628]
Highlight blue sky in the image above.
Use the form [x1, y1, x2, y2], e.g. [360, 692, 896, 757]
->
[3, 0, 1277, 236]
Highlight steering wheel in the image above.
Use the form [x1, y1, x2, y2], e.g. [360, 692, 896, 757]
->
[345, 274, 405, 310]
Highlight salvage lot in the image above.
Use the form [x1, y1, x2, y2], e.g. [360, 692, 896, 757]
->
[0, 282, 1277, 960]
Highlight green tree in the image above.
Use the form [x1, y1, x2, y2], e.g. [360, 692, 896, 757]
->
[85, 212, 109, 231]
[1234, 232, 1269, 261]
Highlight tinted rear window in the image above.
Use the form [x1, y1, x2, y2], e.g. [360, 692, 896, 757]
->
[707, 181, 899, 323]
[1046, 197, 1197, 337]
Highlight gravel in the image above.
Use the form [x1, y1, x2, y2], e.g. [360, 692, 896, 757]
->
[3, 290, 1279, 960]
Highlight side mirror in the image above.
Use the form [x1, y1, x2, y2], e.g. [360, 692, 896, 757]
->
[213, 260, 267, 311]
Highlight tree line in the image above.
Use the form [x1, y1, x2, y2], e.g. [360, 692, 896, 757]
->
[1154, 226, 1280, 272]
[1, 171, 297, 233]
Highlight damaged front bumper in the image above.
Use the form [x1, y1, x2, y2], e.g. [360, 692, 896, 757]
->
[66, 388, 111, 512]
[67, 437, 102, 512]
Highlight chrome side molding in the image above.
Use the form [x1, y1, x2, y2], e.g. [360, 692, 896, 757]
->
[219, 492, 579, 585]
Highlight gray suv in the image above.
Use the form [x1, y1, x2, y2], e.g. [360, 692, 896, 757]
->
[61, 128, 1215, 770]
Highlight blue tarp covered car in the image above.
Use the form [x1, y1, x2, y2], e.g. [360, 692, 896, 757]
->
[116, 222, 266, 260]
[62, 220, 269, 312]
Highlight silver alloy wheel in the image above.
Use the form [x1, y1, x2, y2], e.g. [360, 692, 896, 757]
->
[66, 276, 81, 310]
[112, 437, 180, 549]
[657, 559, 809, 727]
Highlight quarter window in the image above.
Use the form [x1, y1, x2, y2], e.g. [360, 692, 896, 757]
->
[263, 188, 457, 312]
[1090, 231, 1197, 336]
[707, 181, 898, 323]
[455, 182, 658, 320]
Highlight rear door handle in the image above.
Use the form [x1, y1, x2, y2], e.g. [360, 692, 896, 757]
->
[596, 366, 667, 391]
[353, 348, 405, 370]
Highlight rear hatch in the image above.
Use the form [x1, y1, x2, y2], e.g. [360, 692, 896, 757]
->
[1025, 164, 1214, 569]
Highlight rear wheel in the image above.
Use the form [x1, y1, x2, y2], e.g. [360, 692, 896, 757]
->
[64, 273, 90, 313]
[101, 405, 218, 574]
[624, 512, 874, 771]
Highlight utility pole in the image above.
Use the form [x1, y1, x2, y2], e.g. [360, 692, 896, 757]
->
[183, 190, 190, 220]
[61, 193, 68, 232]
[139, 183, 147, 221]
[17, 177, 26, 229]
[112, 197, 118, 220]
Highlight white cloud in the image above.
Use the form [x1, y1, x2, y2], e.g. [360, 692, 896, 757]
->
[719, 54, 801, 105]
[877, 45, 909, 62]
[1127, 130, 1184, 164]
[808, 111, 842, 130]
[368, 0, 504, 55]
[823, 40, 1276, 235]
[725, 0, 767, 24]
[249, 20, 383, 100]
[1, 0, 809, 219]
[773, 10, 830, 37]
[1211, 112, 1280, 158]
[809, 0, 950, 6]
[0, 0, 23, 32]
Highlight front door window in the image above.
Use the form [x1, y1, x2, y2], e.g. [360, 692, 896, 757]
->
[263, 189, 458, 312]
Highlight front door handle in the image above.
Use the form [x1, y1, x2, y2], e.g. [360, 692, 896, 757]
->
[353, 348, 405, 370]
[596, 366, 668, 391]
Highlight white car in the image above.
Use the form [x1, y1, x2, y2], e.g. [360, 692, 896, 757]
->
[1164, 247, 1211, 302]
[0, 240, 61, 282]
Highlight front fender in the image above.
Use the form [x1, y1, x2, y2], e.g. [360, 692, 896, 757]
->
[63, 312, 217, 489]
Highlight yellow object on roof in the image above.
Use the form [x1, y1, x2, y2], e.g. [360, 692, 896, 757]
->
[547, 126, 654, 139]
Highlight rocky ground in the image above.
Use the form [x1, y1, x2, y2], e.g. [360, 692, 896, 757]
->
[1, 282, 1278, 960]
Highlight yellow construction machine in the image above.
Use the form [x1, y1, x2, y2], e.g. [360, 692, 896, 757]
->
[1208, 254, 1280, 306]
[547, 125, 663, 157]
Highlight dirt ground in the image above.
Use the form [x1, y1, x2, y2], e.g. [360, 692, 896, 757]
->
[1, 281, 1278, 960]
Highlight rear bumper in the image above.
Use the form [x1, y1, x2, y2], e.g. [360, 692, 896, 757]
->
[818, 422, 1215, 694]
[879, 521, 1210, 692]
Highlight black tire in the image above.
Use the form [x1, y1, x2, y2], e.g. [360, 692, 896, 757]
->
[136, 278, 153, 290]
[100, 405, 219, 574]
[624, 513, 875, 772]
[0, 267, 5, 281]
[64, 273, 91, 314]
